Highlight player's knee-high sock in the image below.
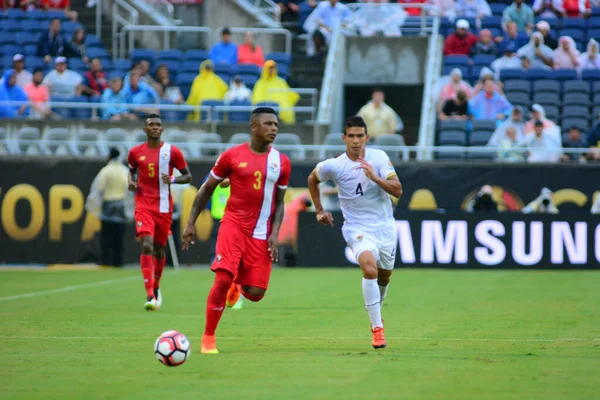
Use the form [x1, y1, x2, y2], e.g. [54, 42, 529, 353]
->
[378, 283, 389, 310]
[153, 256, 166, 289]
[363, 278, 383, 330]
[205, 270, 234, 336]
[140, 255, 154, 298]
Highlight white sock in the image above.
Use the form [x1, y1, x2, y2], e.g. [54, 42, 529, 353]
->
[362, 278, 383, 330]
[379, 283, 389, 310]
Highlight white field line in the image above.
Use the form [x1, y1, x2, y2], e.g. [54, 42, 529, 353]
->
[0, 276, 138, 302]
[0, 336, 598, 343]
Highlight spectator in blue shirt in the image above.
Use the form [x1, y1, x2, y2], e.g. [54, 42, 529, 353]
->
[0, 70, 29, 118]
[100, 75, 137, 121]
[123, 73, 159, 119]
[468, 77, 512, 125]
[209, 27, 238, 65]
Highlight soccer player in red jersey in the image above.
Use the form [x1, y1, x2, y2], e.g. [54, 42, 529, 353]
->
[128, 114, 192, 311]
[182, 107, 291, 354]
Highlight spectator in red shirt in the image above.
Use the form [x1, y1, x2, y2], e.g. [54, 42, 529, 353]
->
[237, 31, 265, 67]
[398, 0, 427, 16]
[41, 0, 78, 21]
[443, 19, 478, 55]
[81, 58, 107, 98]
[563, 0, 589, 16]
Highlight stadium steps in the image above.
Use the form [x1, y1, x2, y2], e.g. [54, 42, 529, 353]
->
[71, 0, 115, 55]
[289, 25, 325, 92]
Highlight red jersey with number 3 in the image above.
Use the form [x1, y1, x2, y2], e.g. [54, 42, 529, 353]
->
[128, 142, 187, 213]
[211, 143, 291, 240]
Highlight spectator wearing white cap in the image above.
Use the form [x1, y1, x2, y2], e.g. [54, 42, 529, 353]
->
[535, 20, 558, 50]
[42, 56, 83, 99]
[0, 55, 33, 89]
[502, 0, 534, 33]
[443, 19, 478, 55]
[533, 0, 566, 19]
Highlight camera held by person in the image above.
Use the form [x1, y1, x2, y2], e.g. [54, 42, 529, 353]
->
[468, 185, 498, 213]
[522, 187, 559, 214]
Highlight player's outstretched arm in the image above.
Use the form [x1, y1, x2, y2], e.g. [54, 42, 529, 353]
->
[181, 175, 221, 249]
[307, 169, 334, 227]
[268, 188, 286, 262]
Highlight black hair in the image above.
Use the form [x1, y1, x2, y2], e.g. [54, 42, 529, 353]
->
[145, 113, 161, 125]
[250, 107, 277, 124]
[343, 115, 368, 136]
[569, 126, 580, 132]
[108, 147, 120, 160]
[534, 120, 544, 127]
[33, 68, 44, 74]
[222, 27, 231, 36]
[372, 87, 384, 94]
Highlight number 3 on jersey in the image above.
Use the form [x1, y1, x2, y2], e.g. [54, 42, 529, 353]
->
[253, 170, 262, 190]
[355, 183, 363, 196]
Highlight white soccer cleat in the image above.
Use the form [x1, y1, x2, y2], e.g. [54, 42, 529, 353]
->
[155, 288, 163, 310]
[144, 297, 157, 311]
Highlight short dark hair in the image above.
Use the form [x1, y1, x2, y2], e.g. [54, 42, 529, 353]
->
[569, 126, 580, 132]
[33, 68, 44, 74]
[534, 120, 544, 127]
[343, 115, 368, 135]
[109, 147, 120, 160]
[372, 87, 384, 94]
[222, 27, 231, 36]
[250, 107, 277, 123]
[145, 113, 161, 124]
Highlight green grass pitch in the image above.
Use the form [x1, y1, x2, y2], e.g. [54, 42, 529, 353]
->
[1, 268, 599, 400]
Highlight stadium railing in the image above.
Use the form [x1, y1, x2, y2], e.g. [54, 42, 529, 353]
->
[110, 0, 140, 54]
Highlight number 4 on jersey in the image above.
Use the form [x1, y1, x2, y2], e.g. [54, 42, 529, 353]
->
[355, 183, 363, 196]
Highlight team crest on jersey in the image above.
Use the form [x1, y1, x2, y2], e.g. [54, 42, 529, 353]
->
[137, 221, 142, 227]
[216, 254, 222, 262]
[160, 153, 169, 160]
[269, 163, 279, 173]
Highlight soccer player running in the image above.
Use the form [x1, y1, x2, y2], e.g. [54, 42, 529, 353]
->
[182, 107, 291, 354]
[307, 116, 402, 349]
[128, 113, 192, 311]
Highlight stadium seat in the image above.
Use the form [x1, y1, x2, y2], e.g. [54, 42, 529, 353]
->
[198, 132, 223, 157]
[543, 105, 560, 122]
[471, 120, 497, 133]
[200, 100, 225, 121]
[559, 29, 584, 43]
[130, 49, 156, 65]
[183, 49, 209, 62]
[561, 18, 586, 29]
[323, 133, 345, 158]
[226, 99, 252, 123]
[44, 128, 71, 155]
[443, 65, 469, 77]
[373, 134, 406, 161]
[16, 127, 42, 154]
[159, 99, 180, 122]
[134, 130, 147, 143]
[16, 33, 38, 46]
[562, 106, 589, 120]
[153, 60, 181, 76]
[26, 9, 48, 21]
[70, 96, 93, 120]
[533, 92, 560, 105]
[469, 130, 493, 145]
[229, 133, 251, 146]
[438, 130, 467, 146]
[588, 16, 600, 29]
[236, 64, 260, 76]
[21, 20, 46, 34]
[563, 80, 590, 96]
[565, 93, 591, 108]
[533, 80, 560, 95]
[490, 3, 505, 15]
[274, 133, 305, 160]
[439, 119, 467, 132]
[524, 68, 552, 81]
[76, 129, 102, 156]
[505, 92, 531, 108]
[444, 55, 470, 66]
[562, 118, 589, 132]
[181, 60, 201, 73]
[551, 69, 578, 81]
[158, 49, 183, 61]
[266, 52, 291, 66]
[0, 36, 18, 46]
[436, 146, 466, 160]
[582, 69, 600, 81]
[50, 96, 72, 119]
[6, 8, 27, 20]
[481, 16, 502, 29]
[499, 68, 524, 81]
[47, 10, 68, 21]
[239, 73, 258, 88]
[277, 63, 290, 80]
[503, 79, 531, 94]
[472, 54, 496, 66]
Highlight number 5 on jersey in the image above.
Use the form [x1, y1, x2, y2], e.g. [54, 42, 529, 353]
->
[356, 183, 363, 196]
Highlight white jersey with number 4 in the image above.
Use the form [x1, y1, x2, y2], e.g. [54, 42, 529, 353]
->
[315, 147, 397, 233]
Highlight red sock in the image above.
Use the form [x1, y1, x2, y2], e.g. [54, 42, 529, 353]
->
[153, 256, 166, 289]
[204, 270, 234, 336]
[140, 255, 154, 298]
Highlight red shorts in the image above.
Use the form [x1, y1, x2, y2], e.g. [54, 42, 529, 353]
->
[134, 208, 172, 247]
[211, 222, 272, 290]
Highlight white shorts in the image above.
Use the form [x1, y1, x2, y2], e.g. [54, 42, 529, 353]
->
[342, 225, 397, 270]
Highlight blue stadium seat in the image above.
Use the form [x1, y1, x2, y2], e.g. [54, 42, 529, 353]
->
[239, 73, 258, 88]
[505, 92, 531, 108]
[21, 20, 46, 34]
[51, 96, 72, 119]
[472, 54, 496, 66]
[70, 96, 92, 120]
[62, 22, 83, 35]
[561, 18, 586, 30]
[469, 130, 494, 145]
[236, 64, 260, 75]
[201, 100, 225, 121]
[68, 58, 87, 70]
[443, 65, 469, 77]
[533, 79, 560, 95]
[582, 69, 600, 82]
[0, 36, 18, 46]
[564, 93, 591, 108]
[533, 92, 560, 106]
[551, 69, 578, 81]
[214, 62, 232, 74]
[499, 68, 524, 81]
[535, 16, 559, 30]
[183, 49, 209, 61]
[26, 10, 48, 21]
[563, 80, 590, 96]
[159, 99, 180, 121]
[23, 44, 37, 56]
[504, 79, 530, 94]
[589, 17, 600, 29]
[562, 117, 589, 132]
[216, 71, 232, 83]
[112, 58, 131, 71]
[481, 16, 502, 30]
[592, 7, 600, 16]
[438, 130, 467, 146]
[562, 105, 589, 120]
[130, 49, 156, 65]
[227, 99, 252, 123]
[542, 105, 560, 122]
[16, 33, 38, 46]
[470, 65, 486, 81]
[27, 56, 45, 71]
[47, 10, 68, 21]
[266, 52, 291, 66]
[490, 3, 506, 16]
[6, 8, 27, 20]
[277, 63, 289, 80]
[158, 49, 183, 61]
[154, 60, 181, 75]
[444, 55, 469, 66]
[559, 29, 584, 43]
[2, 45, 21, 58]
[181, 60, 201, 73]
[438, 119, 467, 132]
[87, 48, 109, 59]
[587, 29, 600, 42]
[3, 20, 21, 33]
[524, 68, 552, 81]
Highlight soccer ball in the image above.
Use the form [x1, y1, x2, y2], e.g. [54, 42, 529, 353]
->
[154, 330, 191, 367]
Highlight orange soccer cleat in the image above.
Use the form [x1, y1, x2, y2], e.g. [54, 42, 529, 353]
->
[371, 326, 387, 349]
[225, 283, 241, 308]
[201, 334, 219, 354]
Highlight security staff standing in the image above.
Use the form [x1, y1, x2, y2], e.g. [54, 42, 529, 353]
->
[87, 148, 130, 267]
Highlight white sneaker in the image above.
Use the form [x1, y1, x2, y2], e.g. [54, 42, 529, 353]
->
[155, 288, 163, 310]
[144, 297, 157, 311]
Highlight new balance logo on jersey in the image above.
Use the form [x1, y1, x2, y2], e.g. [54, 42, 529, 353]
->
[238, 162, 247, 168]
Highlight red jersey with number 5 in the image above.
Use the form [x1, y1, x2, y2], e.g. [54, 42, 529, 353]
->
[128, 142, 187, 214]
[211, 143, 291, 240]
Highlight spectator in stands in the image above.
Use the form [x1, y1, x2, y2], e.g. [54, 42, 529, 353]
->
[522, 120, 562, 162]
[535, 20, 557, 50]
[578, 39, 600, 71]
[561, 126, 587, 162]
[4, 0, 40, 10]
[468, 77, 512, 124]
[439, 68, 473, 104]
[470, 29, 498, 56]
[123, 72, 159, 119]
[517, 32, 554, 68]
[398, 0, 427, 16]
[186, 60, 228, 122]
[237, 31, 265, 67]
[524, 104, 558, 135]
[472, 67, 503, 95]
[427, 0, 456, 20]
[42, 56, 83, 98]
[587, 113, 600, 162]
[491, 42, 521, 80]
[124, 60, 159, 91]
[521, 54, 532, 71]
[252, 60, 300, 124]
[0, 70, 29, 118]
[154, 65, 184, 105]
[497, 21, 528, 50]
[224, 75, 252, 104]
[502, 0, 534, 33]
[455, 0, 491, 19]
[564, 0, 588, 17]
[100, 76, 137, 121]
[71, 28, 87, 61]
[303, 0, 352, 58]
[0, 54, 32, 89]
[495, 126, 525, 161]
[352, 0, 407, 38]
[443, 19, 478, 55]
[41, 0, 78, 21]
[438, 90, 470, 121]
[36, 19, 81, 64]
[357, 88, 399, 138]
[278, 0, 303, 21]
[81, 58, 107, 98]
[553, 36, 580, 69]
[210, 27, 238, 65]
[532, 0, 565, 18]
[23, 68, 52, 120]
[488, 105, 525, 146]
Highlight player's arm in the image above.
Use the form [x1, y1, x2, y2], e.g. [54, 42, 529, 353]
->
[163, 147, 193, 185]
[268, 187, 286, 262]
[127, 150, 139, 192]
[307, 168, 334, 227]
[181, 174, 221, 249]
[357, 156, 403, 198]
